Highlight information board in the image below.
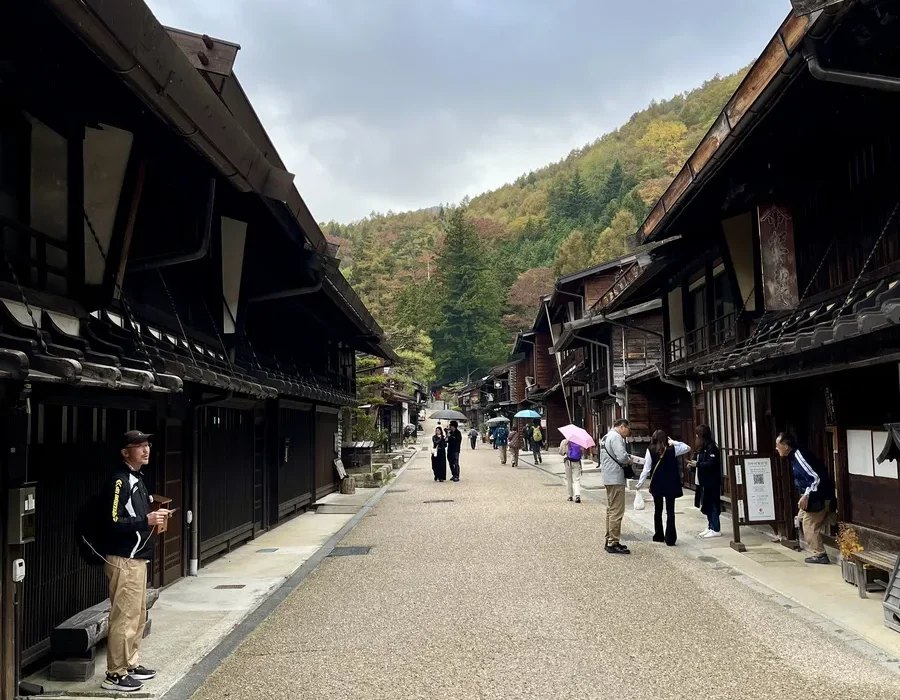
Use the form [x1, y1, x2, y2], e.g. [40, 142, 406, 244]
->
[744, 457, 776, 522]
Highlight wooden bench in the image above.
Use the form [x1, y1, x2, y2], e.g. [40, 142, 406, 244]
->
[852, 550, 899, 599]
[50, 588, 160, 655]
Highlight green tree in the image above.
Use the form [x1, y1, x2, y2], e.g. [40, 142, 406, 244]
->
[431, 208, 507, 382]
[554, 229, 592, 277]
[565, 171, 591, 220]
[592, 210, 637, 264]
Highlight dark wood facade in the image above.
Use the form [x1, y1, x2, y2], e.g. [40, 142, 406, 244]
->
[0, 2, 393, 694]
[616, 2, 900, 549]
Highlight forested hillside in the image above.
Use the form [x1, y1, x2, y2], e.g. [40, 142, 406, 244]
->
[325, 67, 749, 386]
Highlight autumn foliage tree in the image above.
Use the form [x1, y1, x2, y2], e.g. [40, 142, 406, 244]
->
[503, 267, 554, 334]
[553, 230, 592, 278]
[593, 210, 638, 265]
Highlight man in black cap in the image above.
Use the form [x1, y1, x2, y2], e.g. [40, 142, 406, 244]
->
[101, 431, 170, 693]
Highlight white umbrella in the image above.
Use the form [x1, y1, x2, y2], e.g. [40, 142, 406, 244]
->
[486, 417, 510, 424]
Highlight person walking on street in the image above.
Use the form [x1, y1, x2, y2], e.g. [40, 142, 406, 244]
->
[689, 424, 722, 538]
[522, 424, 531, 452]
[635, 430, 691, 546]
[599, 419, 639, 554]
[495, 422, 510, 464]
[776, 432, 836, 564]
[101, 431, 169, 693]
[468, 427, 479, 450]
[508, 427, 522, 468]
[446, 420, 463, 481]
[565, 440, 584, 503]
[531, 422, 543, 464]
[431, 427, 447, 482]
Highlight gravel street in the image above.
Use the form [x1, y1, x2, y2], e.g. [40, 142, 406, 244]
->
[190, 431, 900, 700]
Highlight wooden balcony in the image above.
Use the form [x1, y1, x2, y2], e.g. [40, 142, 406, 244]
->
[668, 312, 737, 367]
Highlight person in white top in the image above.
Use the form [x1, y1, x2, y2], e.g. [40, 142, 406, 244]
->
[635, 430, 691, 546]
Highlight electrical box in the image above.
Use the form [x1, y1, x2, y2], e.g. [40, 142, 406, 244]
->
[8, 485, 36, 545]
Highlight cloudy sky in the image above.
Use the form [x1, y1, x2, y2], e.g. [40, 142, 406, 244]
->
[147, 0, 790, 224]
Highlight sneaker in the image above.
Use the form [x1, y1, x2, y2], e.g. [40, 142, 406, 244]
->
[567, 496, 573, 501]
[128, 665, 157, 681]
[805, 553, 830, 565]
[102, 673, 143, 693]
[652, 534, 665, 543]
[701, 530, 722, 539]
[697, 529, 711, 538]
[575, 496, 581, 503]
[605, 543, 631, 555]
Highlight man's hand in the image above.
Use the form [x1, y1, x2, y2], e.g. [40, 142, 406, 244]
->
[148, 509, 171, 527]
[798, 495, 809, 511]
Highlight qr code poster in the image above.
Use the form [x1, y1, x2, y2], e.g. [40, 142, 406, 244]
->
[744, 458, 776, 522]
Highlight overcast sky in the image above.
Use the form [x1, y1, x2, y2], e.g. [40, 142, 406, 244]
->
[147, 0, 790, 223]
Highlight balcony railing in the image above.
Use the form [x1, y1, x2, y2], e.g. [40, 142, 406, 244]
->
[560, 347, 585, 376]
[668, 312, 737, 366]
[590, 261, 642, 312]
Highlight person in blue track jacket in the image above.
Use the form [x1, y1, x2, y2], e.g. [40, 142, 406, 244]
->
[776, 432, 836, 565]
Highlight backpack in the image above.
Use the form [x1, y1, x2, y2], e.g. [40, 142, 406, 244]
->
[532, 427, 543, 442]
[75, 492, 108, 566]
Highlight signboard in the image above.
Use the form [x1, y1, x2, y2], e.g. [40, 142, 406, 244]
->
[727, 453, 796, 552]
[334, 459, 347, 479]
[758, 204, 799, 311]
[744, 457, 776, 522]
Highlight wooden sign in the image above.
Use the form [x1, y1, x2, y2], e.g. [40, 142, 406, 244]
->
[758, 204, 799, 311]
[334, 459, 347, 479]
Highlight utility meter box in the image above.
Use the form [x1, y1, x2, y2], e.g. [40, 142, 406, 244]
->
[8, 485, 36, 545]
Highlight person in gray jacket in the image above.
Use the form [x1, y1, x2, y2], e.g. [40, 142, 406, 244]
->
[599, 419, 638, 554]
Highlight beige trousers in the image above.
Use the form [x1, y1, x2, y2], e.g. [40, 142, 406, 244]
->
[565, 459, 582, 499]
[801, 501, 831, 556]
[605, 484, 626, 546]
[105, 556, 148, 676]
[510, 447, 520, 468]
[499, 444, 507, 464]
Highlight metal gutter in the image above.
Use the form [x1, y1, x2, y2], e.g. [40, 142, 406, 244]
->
[46, 0, 295, 202]
[803, 40, 900, 92]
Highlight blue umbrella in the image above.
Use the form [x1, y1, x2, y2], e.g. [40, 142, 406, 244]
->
[514, 409, 541, 419]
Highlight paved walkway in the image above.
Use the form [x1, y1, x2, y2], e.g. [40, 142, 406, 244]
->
[187, 424, 900, 700]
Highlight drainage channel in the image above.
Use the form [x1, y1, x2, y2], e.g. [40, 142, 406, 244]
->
[329, 546, 372, 557]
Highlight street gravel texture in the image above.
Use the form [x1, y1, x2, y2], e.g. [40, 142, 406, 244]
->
[191, 432, 900, 700]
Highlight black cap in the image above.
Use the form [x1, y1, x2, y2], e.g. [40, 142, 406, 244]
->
[123, 430, 153, 447]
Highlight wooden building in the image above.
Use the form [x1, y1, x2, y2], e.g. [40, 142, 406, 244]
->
[0, 2, 394, 696]
[613, 2, 900, 549]
[548, 245, 675, 449]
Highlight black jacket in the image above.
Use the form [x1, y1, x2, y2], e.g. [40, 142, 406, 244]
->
[694, 440, 721, 514]
[446, 429, 462, 455]
[103, 464, 154, 560]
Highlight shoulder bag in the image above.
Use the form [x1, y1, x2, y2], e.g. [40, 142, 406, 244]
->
[603, 439, 636, 480]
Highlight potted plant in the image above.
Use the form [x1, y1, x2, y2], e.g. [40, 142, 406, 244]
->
[837, 523, 863, 585]
[836, 523, 878, 590]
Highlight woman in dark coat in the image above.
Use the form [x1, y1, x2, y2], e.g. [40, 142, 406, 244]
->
[689, 424, 722, 539]
[431, 427, 447, 482]
[636, 429, 691, 546]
